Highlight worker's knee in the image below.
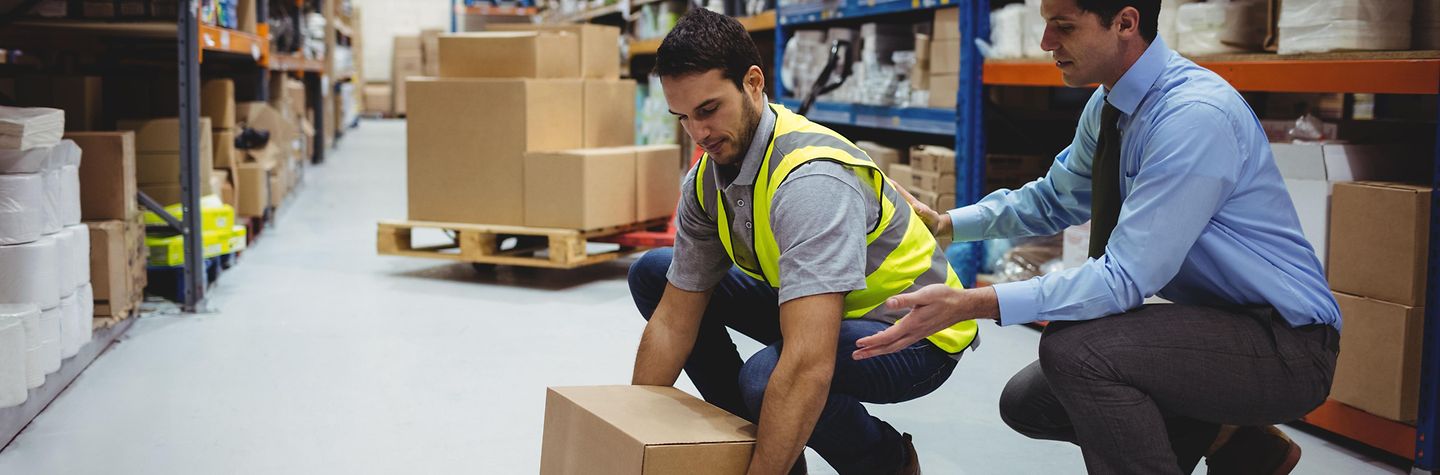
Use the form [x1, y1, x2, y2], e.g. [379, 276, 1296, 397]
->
[999, 361, 1063, 440]
[738, 344, 781, 421]
[627, 248, 674, 321]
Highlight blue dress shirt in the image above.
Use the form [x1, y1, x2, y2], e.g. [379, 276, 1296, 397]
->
[950, 37, 1341, 330]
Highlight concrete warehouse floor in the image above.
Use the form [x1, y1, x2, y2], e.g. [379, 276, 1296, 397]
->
[0, 120, 1411, 474]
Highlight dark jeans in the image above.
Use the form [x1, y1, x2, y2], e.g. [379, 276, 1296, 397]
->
[629, 248, 960, 475]
[998, 304, 1339, 475]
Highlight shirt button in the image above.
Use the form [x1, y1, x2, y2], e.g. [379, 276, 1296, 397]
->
[745, 221, 753, 229]
[736, 199, 745, 207]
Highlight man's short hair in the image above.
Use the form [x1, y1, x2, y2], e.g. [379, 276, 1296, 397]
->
[655, 8, 764, 91]
[1078, 0, 1160, 43]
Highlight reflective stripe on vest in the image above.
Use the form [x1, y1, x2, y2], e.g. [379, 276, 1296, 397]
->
[696, 104, 978, 354]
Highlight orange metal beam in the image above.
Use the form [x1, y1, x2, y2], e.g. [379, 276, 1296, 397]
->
[984, 58, 1440, 95]
[1301, 399, 1416, 459]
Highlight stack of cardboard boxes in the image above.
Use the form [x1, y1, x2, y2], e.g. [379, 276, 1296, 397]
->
[116, 116, 214, 206]
[889, 145, 956, 211]
[64, 131, 147, 326]
[406, 25, 680, 230]
[929, 7, 961, 108]
[392, 35, 424, 116]
[1327, 180, 1431, 424]
[203, 79, 240, 211]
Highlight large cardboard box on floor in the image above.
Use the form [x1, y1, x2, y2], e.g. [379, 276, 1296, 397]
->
[635, 145, 682, 221]
[87, 218, 146, 319]
[488, 23, 621, 80]
[1328, 181, 1431, 307]
[65, 131, 136, 221]
[438, 32, 582, 79]
[525, 148, 636, 229]
[540, 385, 756, 475]
[1331, 291, 1426, 422]
[407, 78, 583, 225]
[1272, 142, 1425, 267]
[363, 84, 392, 114]
[584, 79, 637, 148]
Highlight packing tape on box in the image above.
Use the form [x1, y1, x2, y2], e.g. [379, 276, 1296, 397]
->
[0, 146, 50, 174]
[59, 292, 78, 359]
[38, 304, 59, 375]
[15, 304, 42, 389]
[0, 304, 35, 402]
[0, 235, 61, 310]
[64, 224, 90, 289]
[56, 141, 80, 226]
[77, 283, 92, 350]
[0, 173, 44, 245]
[40, 166, 61, 235]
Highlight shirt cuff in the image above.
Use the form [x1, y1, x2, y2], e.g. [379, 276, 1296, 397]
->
[993, 279, 1041, 326]
[949, 206, 987, 243]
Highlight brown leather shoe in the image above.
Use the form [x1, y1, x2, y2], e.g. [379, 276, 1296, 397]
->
[891, 433, 921, 475]
[1205, 425, 1301, 475]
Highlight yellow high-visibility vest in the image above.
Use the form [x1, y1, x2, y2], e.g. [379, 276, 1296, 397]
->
[695, 104, 978, 354]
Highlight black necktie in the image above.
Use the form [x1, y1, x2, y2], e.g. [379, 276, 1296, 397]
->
[1089, 100, 1122, 259]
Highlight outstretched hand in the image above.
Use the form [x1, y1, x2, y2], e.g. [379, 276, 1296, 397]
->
[852, 285, 999, 360]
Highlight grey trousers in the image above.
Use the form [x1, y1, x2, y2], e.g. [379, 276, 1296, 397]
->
[998, 304, 1339, 475]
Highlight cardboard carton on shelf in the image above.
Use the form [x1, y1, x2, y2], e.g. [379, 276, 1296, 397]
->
[1330, 291, 1425, 423]
[201, 78, 236, 130]
[15, 75, 102, 131]
[1272, 142, 1424, 267]
[116, 116, 213, 153]
[910, 145, 955, 173]
[1327, 181, 1430, 307]
[406, 78, 583, 226]
[540, 385, 755, 475]
[856, 141, 902, 172]
[65, 131, 137, 221]
[438, 31, 582, 79]
[235, 160, 273, 218]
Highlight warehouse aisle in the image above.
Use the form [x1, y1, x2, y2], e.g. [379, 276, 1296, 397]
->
[0, 121, 1407, 474]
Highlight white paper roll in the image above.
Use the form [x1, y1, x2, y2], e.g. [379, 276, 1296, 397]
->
[40, 166, 61, 235]
[59, 293, 79, 359]
[38, 305, 60, 375]
[16, 304, 42, 389]
[56, 140, 80, 226]
[0, 235, 62, 310]
[66, 224, 90, 288]
[0, 173, 44, 245]
[0, 146, 50, 174]
[0, 304, 36, 399]
[77, 283, 93, 349]
[54, 227, 75, 293]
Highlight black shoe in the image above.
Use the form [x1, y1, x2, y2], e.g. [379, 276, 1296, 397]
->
[891, 433, 921, 475]
[1206, 425, 1301, 475]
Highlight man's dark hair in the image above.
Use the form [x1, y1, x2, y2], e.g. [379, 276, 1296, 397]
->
[1078, 0, 1160, 43]
[655, 8, 764, 91]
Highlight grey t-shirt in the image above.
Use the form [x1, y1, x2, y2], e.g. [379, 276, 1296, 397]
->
[666, 106, 881, 304]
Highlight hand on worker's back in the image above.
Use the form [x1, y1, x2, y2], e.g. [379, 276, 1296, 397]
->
[852, 285, 998, 360]
[890, 179, 952, 241]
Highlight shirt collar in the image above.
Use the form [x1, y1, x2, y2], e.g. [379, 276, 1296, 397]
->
[1104, 36, 1171, 116]
[724, 96, 776, 187]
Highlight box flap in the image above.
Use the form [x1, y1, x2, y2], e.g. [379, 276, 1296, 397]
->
[550, 386, 756, 446]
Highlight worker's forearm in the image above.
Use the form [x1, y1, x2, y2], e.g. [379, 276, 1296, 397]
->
[632, 284, 709, 386]
[748, 358, 832, 475]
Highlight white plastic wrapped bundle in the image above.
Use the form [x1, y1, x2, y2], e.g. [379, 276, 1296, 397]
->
[59, 293, 79, 359]
[40, 152, 61, 235]
[54, 227, 76, 294]
[0, 173, 44, 245]
[0, 304, 33, 406]
[1022, 0, 1047, 59]
[0, 106, 63, 151]
[38, 305, 59, 375]
[16, 304, 42, 388]
[64, 224, 90, 290]
[1219, 0, 1269, 51]
[1279, 0, 1413, 54]
[0, 147, 50, 174]
[0, 235, 62, 310]
[76, 283, 93, 350]
[56, 140, 81, 226]
[1177, 2, 1248, 55]
[990, 3, 1026, 59]
[1159, 0, 1202, 48]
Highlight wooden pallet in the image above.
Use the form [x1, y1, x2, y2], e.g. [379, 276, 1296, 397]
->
[376, 218, 668, 269]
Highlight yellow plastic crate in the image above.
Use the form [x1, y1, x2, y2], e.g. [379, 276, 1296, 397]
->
[145, 230, 229, 267]
[143, 195, 236, 234]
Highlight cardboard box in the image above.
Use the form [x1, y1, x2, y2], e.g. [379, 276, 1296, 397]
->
[584, 79, 637, 148]
[1328, 182, 1431, 307]
[65, 131, 137, 221]
[213, 129, 236, 168]
[1272, 143, 1425, 267]
[16, 75, 103, 131]
[236, 161, 272, 217]
[933, 7, 961, 39]
[635, 145, 681, 221]
[524, 148, 636, 229]
[421, 28, 443, 77]
[139, 184, 182, 206]
[407, 78, 583, 225]
[393, 35, 424, 116]
[201, 79, 235, 129]
[1331, 292, 1425, 422]
[911, 145, 956, 173]
[937, 193, 955, 210]
[213, 168, 236, 209]
[394, 35, 423, 56]
[857, 141, 902, 172]
[134, 128, 213, 186]
[116, 117, 213, 153]
[913, 170, 956, 194]
[930, 39, 961, 74]
[438, 32, 582, 79]
[237, 0, 257, 33]
[363, 84, 392, 114]
[540, 386, 755, 475]
[489, 23, 622, 80]
[888, 164, 914, 189]
[911, 189, 940, 210]
[87, 220, 128, 302]
[928, 73, 959, 108]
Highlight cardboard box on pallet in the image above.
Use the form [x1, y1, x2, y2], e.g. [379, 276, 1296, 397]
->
[438, 32, 582, 79]
[87, 217, 146, 319]
[488, 23, 622, 80]
[421, 28, 443, 77]
[540, 386, 756, 475]
[407, 78, 583, 226]
[635, 145, 682, 222]
[524, 148, 637, 229]
[1328, 181, 1431, 307]
[363, 84, 392, 114]
[65, 131, 137, 221]
[392, 35, 424, 115]
[584, 79, 637, 148]
[1331, 291, 1425, 422]
[236, 160, 273, 217]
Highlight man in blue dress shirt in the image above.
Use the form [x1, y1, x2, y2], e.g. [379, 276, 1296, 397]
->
[852, 0, 1341, 473]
